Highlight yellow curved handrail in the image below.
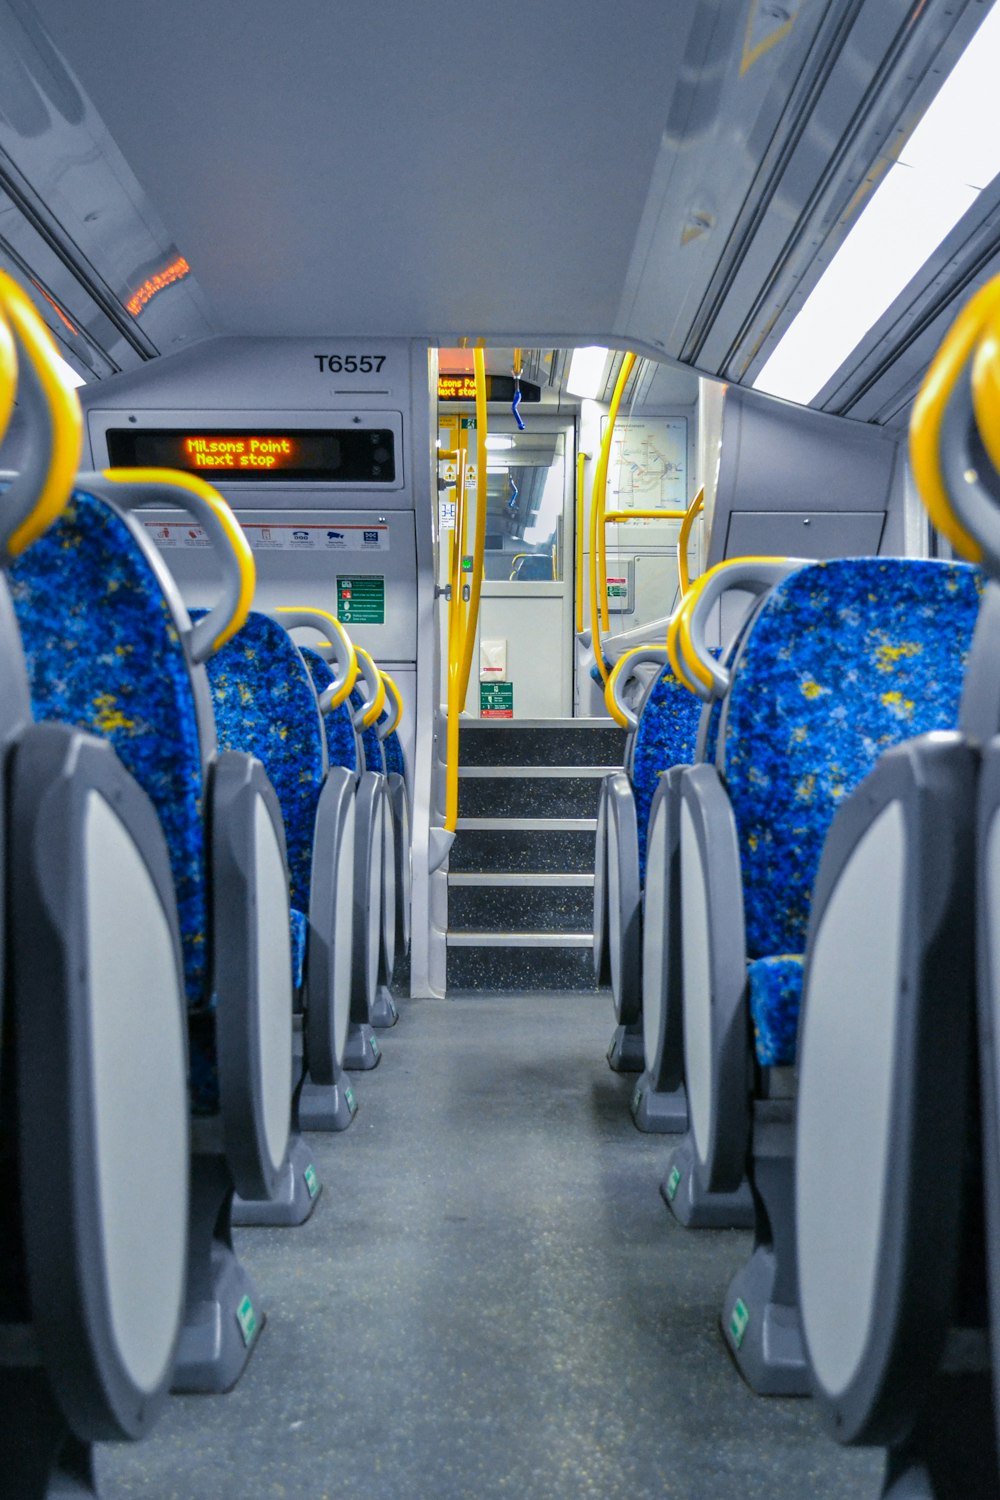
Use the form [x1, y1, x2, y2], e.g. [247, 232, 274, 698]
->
[603, 646, 659, 728]
[273, 606, 359, 711]
[674, 555, 792, 694]
[103, 467, 256, 652]
[379, 671, 403, 736]
[604, 509, 687, 523]
[575, 449, 588, 633]
[667, 570, 710, 688]
[458, 346, 488, 709]
[588, 351, 636, 683]
[0, 305, 16, 452]
[910, 278, 1000, 563]
[444, 347, 489, 833]
[355, 647, 387, 728]
[0, 270, 83, 557]
[677, 486, 705, 596]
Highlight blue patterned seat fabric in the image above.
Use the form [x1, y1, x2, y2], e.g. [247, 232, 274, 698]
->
[724, 558, 983, 1065]
[630, 656, 718, 884]
[8, 489, 209, 1010]
[383, 730, 406, 778]
[352, 688, 386, 773]
[196, 611, 324, 920]
[300, 645, 359, 772]
[290, 907, 307, 991]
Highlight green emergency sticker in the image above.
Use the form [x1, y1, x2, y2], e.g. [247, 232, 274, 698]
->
[336, 575, 385, 624]
[345, 1086, 357, 1113]
[236, 1294, 258, 1348]
[370, 1035, 380, 1058]
[665, 1165, 682, 1201]
[730, 1298, 750, 1349]
[480, 681, 513, 718]
[304, 1163, 320, 1200]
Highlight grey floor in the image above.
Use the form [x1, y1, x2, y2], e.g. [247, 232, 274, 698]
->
[99, 993, 883, 1500]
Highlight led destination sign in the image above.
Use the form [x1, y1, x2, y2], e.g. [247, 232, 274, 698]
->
[106, 427, 395, 483]
[438, 374, 541, 402]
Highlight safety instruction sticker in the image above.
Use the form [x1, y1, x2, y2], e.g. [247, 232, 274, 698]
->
[480, 681, 513, 718]
[337, 576, 385, 624]
[144, 521, 211, 548]
[144, 520, 389, 552]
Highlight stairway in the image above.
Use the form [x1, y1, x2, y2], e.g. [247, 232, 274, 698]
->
[446, 718, 626, 992]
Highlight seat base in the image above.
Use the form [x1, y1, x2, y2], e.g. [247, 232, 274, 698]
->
[299, 1069, 359, 1131]
[660, 1133, 755, 1228]
[721, 1098, 809, 1394]
[371, 983, 398, 1028]
[172, 1153, 264, 1394]
[344, 1021, 381, 1070]
[720, 1245, 809, 1396]
[231, 1131, 321, 1227]
[606, 1019, 643, 1073]
[630, 1070, 687, 1133]
[0, 1369, 97, 1498]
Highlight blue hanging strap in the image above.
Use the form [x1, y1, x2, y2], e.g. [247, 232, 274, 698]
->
[511, 351, 526, 430]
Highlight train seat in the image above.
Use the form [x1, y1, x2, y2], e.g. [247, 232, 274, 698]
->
[599, 653, 707, 1076]
[349, 674, 400, 1025]
[0, 282, 190, 1494]
[293, 631, 396, 1046]
[9, 476, 296, 1397]
[197, 609, 360, 1215]
[672, 555, 982, 1397]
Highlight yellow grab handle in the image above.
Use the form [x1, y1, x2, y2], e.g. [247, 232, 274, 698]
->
[355, 647, 387, 728]
[910, 277, 1000, 563]
[273, 606, 358, 711]
[677, 486, 705, 596]
[0, 305, 16, 453]
[378, 672, 403, 736]
[0, 270, 82, 557]
[100, 467, 255, 654]
[603, 646, 670, 728]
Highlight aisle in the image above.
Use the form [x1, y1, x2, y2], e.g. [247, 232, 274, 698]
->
[100, 994, 881, 1499]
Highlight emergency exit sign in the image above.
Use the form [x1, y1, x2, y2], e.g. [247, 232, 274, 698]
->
[336, 575, 385, 624]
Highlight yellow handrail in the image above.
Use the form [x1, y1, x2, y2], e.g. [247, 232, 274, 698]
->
[677, 486, 705, 596]
[444, 345, 489, 833]
[603, 645, 660, 728]
[604, 509, 687, 523]
[575, 449, 588, 633]
[588, 351, 637, 682]
[273, 606, 359, 710]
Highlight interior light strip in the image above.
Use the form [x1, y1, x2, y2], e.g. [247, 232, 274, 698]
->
[753, 2, 1000, 406]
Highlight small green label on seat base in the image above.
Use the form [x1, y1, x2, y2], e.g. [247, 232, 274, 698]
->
[345, 1086, 357, 1113]
[304, 1164, 320, 1200]
[730, 1298, 750, 1349]
[632, 1086, 644, 1114]
[236, 1295, 257, 1348]
[370, 1035, 380, 1058]
[666, 1166, 682, 1201]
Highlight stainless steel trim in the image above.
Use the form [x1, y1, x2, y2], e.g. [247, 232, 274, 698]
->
[448, 872, 595, 887]
[455, 817, 597, 832]
[446, 931, 594, 948]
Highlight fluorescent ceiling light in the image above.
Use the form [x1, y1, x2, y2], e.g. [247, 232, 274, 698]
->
[485, 434, 514, 450]
[753, 1, 1000, 405]
[566, 346, 609, 400]
[56, 353, 87, 389]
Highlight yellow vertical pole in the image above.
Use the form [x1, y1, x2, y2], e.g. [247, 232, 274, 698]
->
[589, 351, 636, 681]
[575, 449, 588, 633]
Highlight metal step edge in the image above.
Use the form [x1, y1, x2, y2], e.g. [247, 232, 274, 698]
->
[458, 765, 617, 779]
[446, 931, 595, 948]
[448, 872, 595, 887]
[460, 717, 617, 730]
[455, 817, 597, 832]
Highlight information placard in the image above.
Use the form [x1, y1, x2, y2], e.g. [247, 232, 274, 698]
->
[480, 681, 513, 718]
[336, 576, 385, 625]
